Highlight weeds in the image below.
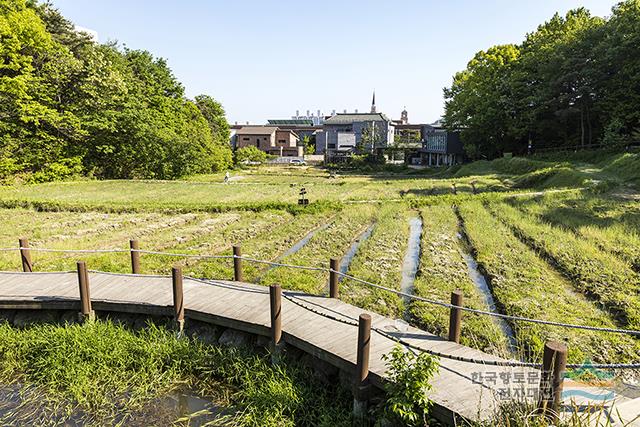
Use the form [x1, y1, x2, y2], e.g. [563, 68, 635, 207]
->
[0, 320, 352, 426]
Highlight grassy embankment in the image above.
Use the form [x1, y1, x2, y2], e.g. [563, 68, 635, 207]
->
[0, 320, 352, 426]
[506, 191, 640, 272]
[409, 204, 510, 356]
[339, 204, 413, 319]
[457, 200, 640, 363]
[486, 200, 640, 331]
[260, 204, 377, 294]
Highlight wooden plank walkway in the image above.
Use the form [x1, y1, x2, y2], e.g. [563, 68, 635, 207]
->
[0, 271, 539, 423]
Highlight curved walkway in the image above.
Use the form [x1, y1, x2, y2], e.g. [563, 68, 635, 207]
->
[0, 271, 636, 425]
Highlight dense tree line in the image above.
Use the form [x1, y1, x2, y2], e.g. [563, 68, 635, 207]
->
[0, 0, 232, 181]
[444, 1, 640, 158]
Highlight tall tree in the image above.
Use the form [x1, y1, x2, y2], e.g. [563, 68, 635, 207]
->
[194, 95, 233, 171]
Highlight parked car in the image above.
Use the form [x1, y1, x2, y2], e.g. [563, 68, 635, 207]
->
[289, 159, 307, 166]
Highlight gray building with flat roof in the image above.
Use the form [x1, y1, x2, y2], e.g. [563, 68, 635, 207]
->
[315, 113, 395, 156]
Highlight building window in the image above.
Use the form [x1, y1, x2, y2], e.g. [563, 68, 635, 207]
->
[278, 139, 286, 143]
[243, 137, 250, 141]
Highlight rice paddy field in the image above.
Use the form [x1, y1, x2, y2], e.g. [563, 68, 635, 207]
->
[0, 149, 639, 424]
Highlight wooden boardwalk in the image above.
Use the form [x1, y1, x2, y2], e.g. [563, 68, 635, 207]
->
[0, 270, 594, 423]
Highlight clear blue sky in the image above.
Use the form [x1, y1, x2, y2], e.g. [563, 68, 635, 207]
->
[51, 0, 618, 125]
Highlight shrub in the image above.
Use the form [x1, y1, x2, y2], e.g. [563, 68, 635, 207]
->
[235, 146, 267, 164]
[379, 344, 439, 426]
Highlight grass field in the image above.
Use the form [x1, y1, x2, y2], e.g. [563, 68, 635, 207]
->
[0, 150, 638, 367]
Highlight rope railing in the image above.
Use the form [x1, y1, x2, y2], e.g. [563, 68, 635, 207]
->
[280, 293, 640, 370]
[4, 242, 640, 338]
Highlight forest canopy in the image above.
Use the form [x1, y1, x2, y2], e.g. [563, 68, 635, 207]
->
[443, 1, 640, 159]
[0, 0, 233, 181]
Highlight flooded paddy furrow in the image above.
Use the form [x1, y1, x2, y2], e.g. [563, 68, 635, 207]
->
[257, 219, 334, 281]
[400, 216, 422, 314]
[280, 221, 333, 259]
[456, 232, 518, 350]
[453, 206, 518, 351]
[336, 223, 375, 279]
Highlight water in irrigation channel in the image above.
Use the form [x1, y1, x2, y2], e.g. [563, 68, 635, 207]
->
[456, 232, 518, 350]
[400, 216, 423, 319]
[0, 383, 226, 426]
[257, 221, 332, 281]
[281, 221, 332, 258]
[336, 224, 376, 279]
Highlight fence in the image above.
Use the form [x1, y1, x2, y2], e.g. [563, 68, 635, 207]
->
[3, 237, 640, 421]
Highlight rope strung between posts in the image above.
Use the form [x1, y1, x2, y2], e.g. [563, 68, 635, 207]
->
[236, 256, 327, 272]
[332, 269, 640, 337]
[281, 293, 640, 370]
[281, 293, 541, 368]
[4, 244, 640, 337]
[13, 247, 130, 254]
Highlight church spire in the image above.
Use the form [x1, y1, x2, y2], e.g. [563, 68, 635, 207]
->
[370, 90, 376, 113]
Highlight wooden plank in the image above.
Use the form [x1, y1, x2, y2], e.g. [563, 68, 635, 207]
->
[0, 271, 538, 424]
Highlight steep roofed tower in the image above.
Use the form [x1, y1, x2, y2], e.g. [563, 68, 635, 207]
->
[370, 90, 376, 113]
[401, 107, 408, 124]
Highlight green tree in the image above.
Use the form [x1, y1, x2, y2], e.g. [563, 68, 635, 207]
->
[444, 44, 521, 158]
[194, 94, 233, 171]
[235, 146, 267, 164]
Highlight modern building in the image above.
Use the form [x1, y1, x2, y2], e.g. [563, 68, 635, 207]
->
[234, 126, 303, 157]
[266, 119, 321, 141]
[420, 121, 464, 166]
[315, 112, 395, 157]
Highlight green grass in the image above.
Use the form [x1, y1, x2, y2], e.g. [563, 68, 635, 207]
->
[487, 201, 640, 330]
[409, 204, 510, 355]
[260, 204, 377, 293]
[0, 320, 352, 426]
[507, 191, 640, 272]
[0, 155, 637, 407]
[457, 200, 640, 364]
[339, 204, 412, 318]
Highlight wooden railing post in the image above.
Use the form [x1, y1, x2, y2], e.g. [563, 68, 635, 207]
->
[353, 313, 371, 420]
[538, 341, 568, 421]
[130, 239, 141, 274]
[76, 261, 94, 322]
[172, 266, 185, 332]
[269, 284, 283, 362]
[233, 245, 242, 282]
[448, 290, 463, 343]
[329, 258, 339, 298]
[19, 238, 32, 272]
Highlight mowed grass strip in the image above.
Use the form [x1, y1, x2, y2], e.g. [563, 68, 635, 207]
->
[0, 171, 508, 209]
[0, 209, 292, 277]
[409, 205, 510, 356]
[507, 192, 640, 272]
[340, 204, 412, 319]
[458, 200, 640, 363]
[260, 204, 377, 294]
[487, 200, 640, 330]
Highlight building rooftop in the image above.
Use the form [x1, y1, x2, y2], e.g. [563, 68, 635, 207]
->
[323, 113, 391, 125]
[236, 126, 278, 135]
[267, 119, 314, 126]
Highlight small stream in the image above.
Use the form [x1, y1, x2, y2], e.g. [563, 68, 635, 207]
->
[258, 221, 332, 281]
[337, 224, 376, 279]
[456, 232, 518, 350]
[281, 222, 332, 259]
[400, 216, 423, 315]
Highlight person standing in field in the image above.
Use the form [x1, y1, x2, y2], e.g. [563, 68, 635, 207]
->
[224, 171, 230, 184]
